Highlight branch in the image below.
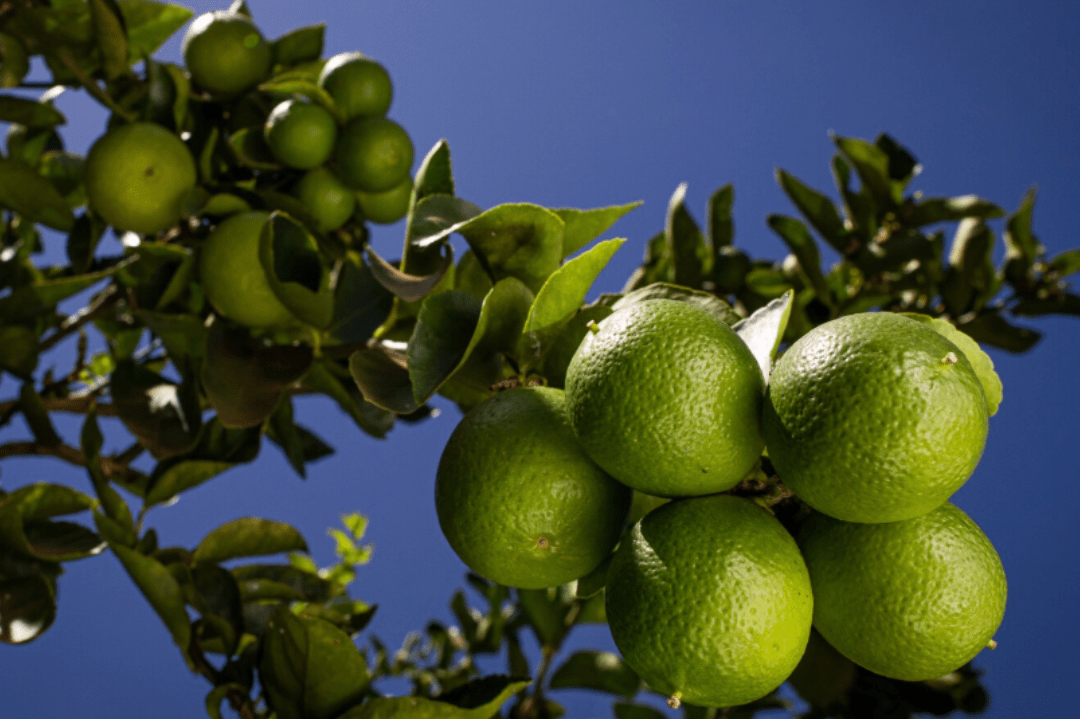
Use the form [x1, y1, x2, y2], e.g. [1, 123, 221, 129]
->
[0, 440, 143, 483]
[56, 49, 137, 123]
[38, 285, 121, 353]
[0, 396, 116, 417]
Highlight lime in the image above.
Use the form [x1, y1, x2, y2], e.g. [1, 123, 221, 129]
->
[182, 11, 271, 99]
[798, 502, 1007, 681]
[564, 299, 764, 497]
[335, 117, 414, 192]
[606, 494, 814, 708]
[317, 51, 393, 120]
[355, 175, 412, 224]
[763, 312, 989, 523]
[295, 167, 356, 232]
[84, 122, 197, 235]
[434, 386, 631, 590]
[199, 211, 295, 329]
[264, 99, 338, 170]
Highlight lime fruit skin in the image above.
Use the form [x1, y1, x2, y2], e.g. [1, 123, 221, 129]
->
[356, 175, 413, 224]
[434, 386, 631, 590]
[84, 122, 197, 235]
[264, 99, 338, 170]
[295, 167, 356, 232]
[606, 494, 814, 708]
[335, 117, 414, 192]
[763, 312, 989, 523]
[199, 211, 295, 329]
[182, 11, 271, 99]
[798, 502, 1007, 681]
[318, 52, 393, 120]
[565, 299, 765, 498]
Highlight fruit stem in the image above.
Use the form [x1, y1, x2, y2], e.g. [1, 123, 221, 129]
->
[987, 638, 998, 650]
[667, 692, 682, 709]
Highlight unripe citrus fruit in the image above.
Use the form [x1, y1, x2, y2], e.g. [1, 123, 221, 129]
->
[199, 211, 295, 329]
[182, 11, 271, 99]
[565, 299, 764, 497]
[317, 52, 393, 120]
[264, 99, 338, 170]
[295, 167, 356, 232]
[434, 386, 631, 589]
[606, 494, 814, 708]
[763, 312, 989, 523]
[355, 175, 412, 224]
[335, 117, 414, 192]
[84, 121, 197, 235]
[798, 502, 1007, 681]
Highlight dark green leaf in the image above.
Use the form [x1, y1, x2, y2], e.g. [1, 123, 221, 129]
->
[517, 587, 568, 648]
[613, 703, 667, 719]
[266, 396, 334, 478]
[733, 291, 793, 383]
[339, 675, 530, 719]
[258, 78, 341, 123]
[1047, 249, 1080, 278]
[549, 650, 640, 698]
[0, 256, 134, 320]
[365, 244, 453, 303]
[66, 213, 106, 272]
[468, 277, 534, 360]
[875, 132, 920, 183]
[1013, 293, 1080, 317]
[22, 520, 105, 561]
[612, 283, 740, 326]
[18, 383, 59, 446]
[227, 126, 281, 170]
[767, 215, 833, 307]
[776, 169, 847, 250]
[118, 0, 194, 63]
[743, 267, 791, 298]
[330, 255, 395, 345]
[109, 542, 192, 662]
[259, 211, 333, 328]
[145, 459, 236, 506]
[958, 312, 1041, 353]
[412, 139, 455, 202]
[232, 564, 332, 602]
[110, 359, 201, 460]
[707, 183, 735, 251]
[143, 418, 262, 505]
[89, 0, 128, 80]
[407, 290, 483, 404]
[4, 483, 94, 520]
[271, 24, 324, 67]
[302, 360, 395, 438]
[555, 202, 640, 258]
[833, 134, 895, 209]
[193, 518, 307, 565]
[81, 411, 135, 537]
[0, 95, 66, 128]
[408, 194, 484, 250]
[666, 182, 707, 289]
[0, 326, 38, 378]
[906, 195, 1005, 226]
[538, 303, 613, 388]
[136, 310, 207, 363]
[0, 575, 55, 644]
[1003, 186, 1039, 286]
[0, 157, 75, 231]
[348, 342, 418, 415]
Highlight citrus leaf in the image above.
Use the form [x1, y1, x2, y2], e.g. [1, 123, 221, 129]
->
[0, 575, 56, 644]
[365, 244, 453, 303]
[744, 267, 791, 298]
[471, 277, 534, 358]
[0, 157, 74, 231]
[81, 412, 135, 538]
[549, 650, 641, 698]
[227, 126, 281, 170]
[776, 169, 847, 250]
[232, 564, 332, 602]
[408, 194, 484, 248]
[5, 482, 94, 520]
[555, 201, 641, 258]
[193, 517, 308, 564]
[957, 311, 1041, 354]
[329, 256, 395, 345]
[413, 139, 454, 202]
[613, 283, 740, 327]
[339, 676, 530, 719]
[19, 383, 60, 447]
[407, 290, 483, 404]
[302, 360, 394, 438]
[144, 460, 236, 506]
[666, 182, 707, 289]
[733, 290, 794, 383]
[109, 541, 192, 664]
[767, 214, 833, 307]
[0, 95, 66, 128]
[0, 255, 134, 320]
[258, 77, 342, 124]
[21, 520, 105, 561]
[118, 0, 194, 63]
[143, 417, 262, 505]
[259, 211, 334, 328]
[538, 303, 613, 388]
[832, 134, 895, 208]
[907, 195, 1005, 226]
[89, 0, 128, 80]
[902, 313, 1003, 416]
[0, 326, 38, 377]
[271, 23, 324, 67]
[348, 342, 418, 415]
[1012, 293, 1080, 317]
[110, 359, 202, 459]
[708, 183, 735, 251]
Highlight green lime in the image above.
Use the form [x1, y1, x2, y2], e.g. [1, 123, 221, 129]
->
[295, 167, 356, 232]
[335, 117, 414, 192]
[182, 11, 271, 99]
[264, 99, 338, 170]
[565, 299, 765, 497]
[798, 502, 1007, 681]
[199, 211, 295, 329]
[434, 386, 631, 589]
[317, 51, 393, 119]
[355, 175, 412, 224]
[84, 122, 197, 235]
[606, 494, 814, 708]
[763, 312, 989, 523]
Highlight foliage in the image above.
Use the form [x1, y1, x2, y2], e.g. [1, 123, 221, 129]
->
[0, 2, 1077, 718]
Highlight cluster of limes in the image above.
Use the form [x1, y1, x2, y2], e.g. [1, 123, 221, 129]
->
[80, 8, 415, 330]
[434, 298, 1007, 709]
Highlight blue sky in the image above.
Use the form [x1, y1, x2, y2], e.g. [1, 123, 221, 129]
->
[3, 2, 1079, 718]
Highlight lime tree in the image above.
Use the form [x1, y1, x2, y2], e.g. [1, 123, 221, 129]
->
[335, 117, 414, 192]
[264, 99, 338, 170]
[181, 11, 271, 98]
[318, 51, 393, 120]
[295, 167, 356, 232]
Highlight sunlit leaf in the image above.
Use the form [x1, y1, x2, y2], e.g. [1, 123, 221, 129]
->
[340, 675, 530, 719]
[271, 23, 324, 67]
[0, 157, 75, 231]
[733, 291, 794, 383]
[549, 650, 641, 698]
[365, 244, 453, 303]
[0, 575, 55, 644]
[193, 517, 308, 564]
[555, 202, 640, 258]
[0, 96, 66, 128]
[110, 359, 201, 459]
[665, 183, 707, 289]
[109, 542, 192, 664]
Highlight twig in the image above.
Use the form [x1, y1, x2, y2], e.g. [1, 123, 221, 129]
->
[0, 396, 116, 417]
[38, 285, 121, 353]
[57, 49, 136, 123]
[0, 440, 142, 482]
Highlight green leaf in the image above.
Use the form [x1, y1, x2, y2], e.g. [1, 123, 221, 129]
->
[1013, 293, 1080, 317]
[1003, 186, 1039, 286]
[330, 256, 396, 345]
[744, 267, 791, 298]
[0, 256, 134, 320]
[143, 417, 262, 505]
[340, 675, 530, 719]
[110, 359, 202, 459]
[21, 520, 105, 561]
[733, 291, 794, 383]
[0, 575, 56, 644]
[0, 157, 75, 231]
[302, 360, 395, 438]
[232, 564, 332, 602]
[708, 183, 735, 249]
[145, 460, 236, 506]
[958, 311, 1041, 354]
[271, 24, 324, 67]
[875, 133, 920, 184]
[471, 277, 534, 358]
[0, 325, 38, 378]
[118, 0, 194, 64]
[517, 587, 568, 647]
[942, 218, 999, 315]
[266, 395, 334, 478]
[136, 310, 207, 363]
[258, 78, 342, 124]
[833, 134, 895, 209]
[776, 169, 847, 250]
[260, 606, 369, 719]
[366, 244, 453, 303]
[81, 411, 135, 538]
[613, 283, 739, 326]
[537, 303, 613, 388]
[193, 518, 308, 564]
[4, 483, 94, 520]
[555, 202, 641, 258]
[227, 126, 280, 170]
[665, 182, 707, 289]
[412, 139, 454, 202]
[1047, 249, 1080, 278]
[901, 314, 1003, 416]
[18, 383, 60, 446]
[407, 290, 483, 404]
[89, 0, 128, 80]
[767, 215, 833, 307]
[348, 342, 418, 415]
[0, 95, 66, 128]
[259, 211, 334, 328]
[109, 542, 192, 662]
[906, 195, 1005, 226]
[549, 650, 641, 698]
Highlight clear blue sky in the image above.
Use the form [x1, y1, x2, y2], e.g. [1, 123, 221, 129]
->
[3, 2, 1079, 718]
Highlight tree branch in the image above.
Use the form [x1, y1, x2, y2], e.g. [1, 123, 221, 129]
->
[57, 49, 137, 123]
[0, 440, 143, 482]
[38, 285, 121, 353]
[0, 396, 116, 417]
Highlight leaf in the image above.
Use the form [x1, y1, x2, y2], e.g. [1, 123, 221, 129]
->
[517, 588, 568, 647]
[407, 290, 483, 404]
[0, 256, 134, 320]
[0, 575, 56, 644]
[18, 383, 60, 446]
[708, 183, 735, 249]
[4, 483, 95, 520]
[227, 126, 280, 170]
[901, 314, 1003, 416]
[340, 675, 531, 719]
[109, 542, 192, 662]
[259, 211, 334, 328]
[193, 518, 308, 564]
[1013, 293, 1080, 318]
[348, 342, 418, 415]
[0, 326, 38, 377]
[329, 256, 396, 345]
[555, 202, 640, 258]
[271, 24, 324, 67]
[258, 78, 341, 123]
[832, 134, 895, 209]
[110, 359, 202, 459]
[776, 169, 848, 250]
[1003, 186, 1039, 286]
[1047, 249, 1080, 278]
[408, 194, 484, 249]
[118, 0, 194, 63]
[81, 412, 135, 538]
[744, 267, 791, 298]
[302, 360, 395, 438]
[143, 418, 262, 506]
[906, 195, 1005, 226]
[266, 395, 333, 478]
[89, 0, 128, 80]
[0, 157, 75, 231]
[260, 606, 369, 719]
[538, 303, 613, 388]
[232, 564, 332, 602]
[21, 520, 106, 560]
[412, 139, 454, 201]
[613, 283, 740, 326]
[876, 132, 920, 184]
[0, 96, 66, 128]
[957, 311, 1041, 354]
[733, 291, 794, 383]
[471, 277, 535, 358]
[145, 460, 236, 506]
[767, 215, 833, 307]
[666, 183, 707, 288]
[366, 244, 453, 303]
[549, 650, 641, 698]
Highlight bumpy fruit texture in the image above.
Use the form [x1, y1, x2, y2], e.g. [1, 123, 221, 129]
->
[434, 387, 631, 590]
[336, 117, 414, 192]
[763, 312, 989, 523]
[182, 11, 271, 98]
[84, 121, 197, 235]
[606, 495, 814, 708]
[318, 52, 393, 120]
[798, 503, 1007, 681]
[565, 299, 765, 498]
[264, 100, 338, 170]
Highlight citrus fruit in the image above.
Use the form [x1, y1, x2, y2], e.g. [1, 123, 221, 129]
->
[84, 121, 197, 235]
[295, 167, 356, 232]
[199, 211, 295, 329]
[762, 312, 989, 523]
[317, 51, 393, 120]
[564, 298, 765, 497]
[264, 99, 338, 170]
[0, 32, 29, 88]
[434, 386, 631, 590]
[182, 11, 271, 99]
[335, 117, 414, 192]
[798, 502, 1007, 681]
[605, 494, 814, 708]
[355, 175, 412, 224]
